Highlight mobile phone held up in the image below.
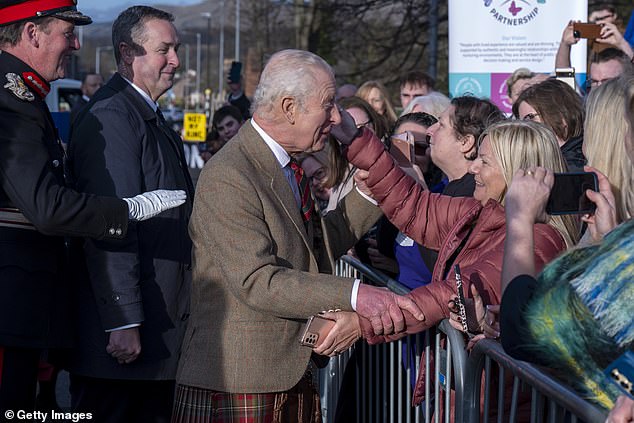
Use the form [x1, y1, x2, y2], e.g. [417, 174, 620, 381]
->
[546, 172, 598, 215]
[573, 22, 602, 39]
[389, 131, 414, 166]
[299, 315, 335, 347]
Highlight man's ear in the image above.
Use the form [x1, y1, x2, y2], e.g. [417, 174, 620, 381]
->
[119, 42, 135, 65]
[281, 96, 296, 124]
[22, 22, 39, 47]
[459, 134, 476, 155]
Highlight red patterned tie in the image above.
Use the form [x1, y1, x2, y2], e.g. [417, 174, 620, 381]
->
[289, 159, 313, 223]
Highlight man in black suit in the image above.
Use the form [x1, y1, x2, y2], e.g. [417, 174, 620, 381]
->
[67, 5, 194, 422]
[0, 0, 185, 414]
[70, 72, 103, 123]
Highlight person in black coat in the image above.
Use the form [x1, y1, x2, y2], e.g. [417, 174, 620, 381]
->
[67, 6, 194, 422]
[70, 72, 104, 124]
[226, 61, 251, 120]
[0, 0, 185, 414]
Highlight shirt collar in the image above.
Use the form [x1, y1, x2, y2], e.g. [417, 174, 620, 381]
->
[250, 118, 291, 168]
[120, 75, 159, 112]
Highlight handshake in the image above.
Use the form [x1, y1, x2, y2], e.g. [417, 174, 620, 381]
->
[312, 284, 425, 357]
[356, 283, 425, 336]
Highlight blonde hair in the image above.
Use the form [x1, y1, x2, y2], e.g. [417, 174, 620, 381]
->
[356, 80, 398, 126]
[400, 91, 451, 118]
[483, 120, 580, 247]
[585, 77, 634, 222]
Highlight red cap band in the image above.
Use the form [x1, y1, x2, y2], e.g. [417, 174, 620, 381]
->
[0, 0, 77, 26]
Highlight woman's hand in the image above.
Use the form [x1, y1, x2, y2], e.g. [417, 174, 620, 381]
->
[505, 167, 553, 226]
[448, 284, 500, 350]
[562, 20, 581, 46]
[581, 166, 619, 242]
[596, 23, 634, 59]
[353, 169, 374, 199]
[606, 395, 634, 423]
[312, 311, 361, 357]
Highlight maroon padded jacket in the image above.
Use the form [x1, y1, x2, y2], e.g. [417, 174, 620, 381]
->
[346, 129, 566, 391]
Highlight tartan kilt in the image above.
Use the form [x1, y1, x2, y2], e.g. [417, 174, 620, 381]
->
[172, 374, 321, 423]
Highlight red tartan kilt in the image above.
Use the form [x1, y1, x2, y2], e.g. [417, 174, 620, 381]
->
[172, 375, 321, 423]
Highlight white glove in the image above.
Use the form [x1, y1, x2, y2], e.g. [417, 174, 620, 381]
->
[123, 189, 187, 221]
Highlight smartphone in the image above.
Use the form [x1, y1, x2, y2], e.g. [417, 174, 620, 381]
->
[546, 172, 598, 215]
[389, 131, 414, 166]
[299, 315, 335, 347]
[604, 351, 634, 399]
[573, 22, 602, 39]
[453, 265, 470, 335]
[555, 67, 576, 91]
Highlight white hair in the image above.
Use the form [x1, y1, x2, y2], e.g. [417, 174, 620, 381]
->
[252, 49, 334, 120]
[400, 91, 450, 118]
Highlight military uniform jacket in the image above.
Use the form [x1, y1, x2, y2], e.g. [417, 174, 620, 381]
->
[67, 73, 194, 380]
[0, 51, 129, 349]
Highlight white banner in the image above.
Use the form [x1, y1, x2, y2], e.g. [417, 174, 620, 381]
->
[448, 0, 587, 113]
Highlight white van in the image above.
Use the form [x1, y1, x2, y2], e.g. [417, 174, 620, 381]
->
[45, 78, 81, 143]
[45, 78, 82, 112]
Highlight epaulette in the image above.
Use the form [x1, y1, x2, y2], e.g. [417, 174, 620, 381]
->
[22, 72, 50, 98]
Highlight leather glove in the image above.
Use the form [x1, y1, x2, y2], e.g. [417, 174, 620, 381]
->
[123, 189, 186, 221]
[331, 106, 362, 146]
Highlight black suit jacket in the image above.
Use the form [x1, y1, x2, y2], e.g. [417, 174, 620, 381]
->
[67, 73, 194, 380]
[70, 95, 88, 125]
[0, 51, 129, 349]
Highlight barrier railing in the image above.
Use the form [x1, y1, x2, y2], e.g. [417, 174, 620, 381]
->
[465, 339, 608, 423]
[322, 255, 609, 423]
[322, 256, 466, 423]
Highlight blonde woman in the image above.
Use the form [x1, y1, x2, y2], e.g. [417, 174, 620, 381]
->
[327, 118, 578, 405]
[356, 80, 398, 127]
[583, 77, 634, 227]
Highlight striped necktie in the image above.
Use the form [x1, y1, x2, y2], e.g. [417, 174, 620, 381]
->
[289, 158, 313, 223]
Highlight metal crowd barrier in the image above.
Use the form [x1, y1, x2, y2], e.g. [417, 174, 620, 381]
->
[465, 339, 608, 423]
[321, 256, 609, 423]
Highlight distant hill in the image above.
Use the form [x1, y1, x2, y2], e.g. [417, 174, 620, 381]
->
[75, 0, 234, 76]
[83, 0, 211, 23]
[82, 0, 224, 27]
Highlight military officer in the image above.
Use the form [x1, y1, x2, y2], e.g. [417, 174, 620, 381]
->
[0, 0, 186, 412]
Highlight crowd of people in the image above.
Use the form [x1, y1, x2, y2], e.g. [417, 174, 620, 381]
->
[1, 0, 633, 422]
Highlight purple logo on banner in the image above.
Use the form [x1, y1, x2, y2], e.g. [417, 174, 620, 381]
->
[483, 0, 545, 26]
[490, 73, 513, 114]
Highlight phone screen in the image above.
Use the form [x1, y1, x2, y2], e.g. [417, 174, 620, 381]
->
[546, 172, 598, 215]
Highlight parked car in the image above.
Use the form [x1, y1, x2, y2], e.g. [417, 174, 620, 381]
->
[161, 107, 184, 122]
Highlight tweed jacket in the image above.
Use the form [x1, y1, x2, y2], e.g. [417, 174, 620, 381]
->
[66, 73, 194, 380]
[176, 122, 381, 393]
[345, 130, 567, 340]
